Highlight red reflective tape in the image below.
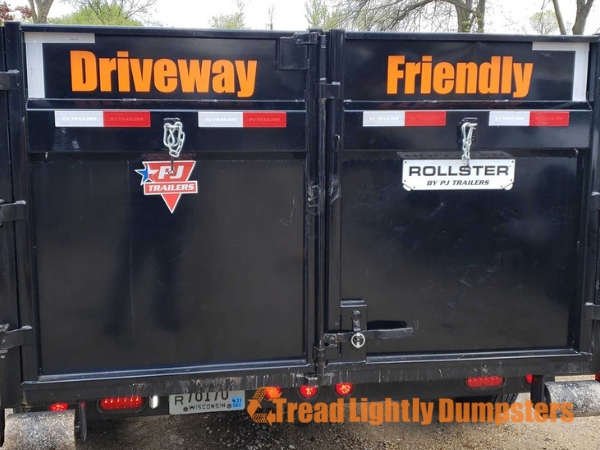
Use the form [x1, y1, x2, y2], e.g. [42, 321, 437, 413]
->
[404, 111, 447, 127]
[243, 112, 287, 128]
[103, 111, 151, 128]
[529, 111, 570, 127]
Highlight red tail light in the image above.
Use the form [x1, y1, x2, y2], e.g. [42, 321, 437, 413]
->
[49, 402, 69, 412]
[525, 374, 533, 385]
[264, 387, 282, 400]
[595, 374, 600, 382]
[299, 386, 318, 399]
[334, 382, 354, 397]
[99, 396, 144, 411]
[465, 376, 505, 389]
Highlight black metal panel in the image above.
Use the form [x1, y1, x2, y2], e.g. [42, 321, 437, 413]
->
[344, 110, 592, 150]
[326, 30, 594, 368]
[339, 154, 581, 353]
[16, 27, 320, 380]
[343, 38, 588, 102]
[32, 158, 306, 373]
[35, 34, 305, 101]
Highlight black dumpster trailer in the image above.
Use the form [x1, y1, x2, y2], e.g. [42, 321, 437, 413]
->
[1, 22, 600, 446]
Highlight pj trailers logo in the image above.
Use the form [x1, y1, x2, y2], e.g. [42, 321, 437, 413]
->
[135, 161, 198, 213]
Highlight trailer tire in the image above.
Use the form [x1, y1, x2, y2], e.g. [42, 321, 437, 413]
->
[491, 393, 519, 404]
[455, 393, 519, 405]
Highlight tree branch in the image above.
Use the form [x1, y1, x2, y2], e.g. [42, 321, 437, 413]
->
[551, 0, 567, 34]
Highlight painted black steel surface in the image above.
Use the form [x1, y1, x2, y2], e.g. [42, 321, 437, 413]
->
[325, 31, 597, 366]
[339, 155, 580, 353]
[17, 26, 318, 376]
[1, 24, 599, 407]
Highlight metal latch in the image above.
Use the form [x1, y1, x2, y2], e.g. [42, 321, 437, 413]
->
[585, 303, 600, 321]
[323, 299, 415, 350]
[0, 324, 33, 359]
[0, 70, 20, 91]
[0, 200, 27, 224]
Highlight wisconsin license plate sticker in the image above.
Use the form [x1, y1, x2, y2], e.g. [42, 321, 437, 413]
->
[402, 159, 515, 191]
[169, 391, 245, 415]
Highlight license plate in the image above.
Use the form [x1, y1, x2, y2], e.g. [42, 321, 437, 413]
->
[169, 391, 245, 415]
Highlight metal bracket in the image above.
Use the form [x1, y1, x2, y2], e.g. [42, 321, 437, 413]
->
[0, 325, 33, 359]
[0, 201, 27, 224]
[0, 70, 20, 91]
[317, 81, 341, 101]
[591, 192, 600, 210]
[585, 303, 600, 321]
[293, 32, 319, 45]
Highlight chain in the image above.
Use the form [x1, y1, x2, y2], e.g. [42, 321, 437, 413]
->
[460, 121, 477, 166]
[163, 120, 186, 158]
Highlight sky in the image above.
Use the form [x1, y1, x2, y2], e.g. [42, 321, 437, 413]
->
[17, 0, 600, 34]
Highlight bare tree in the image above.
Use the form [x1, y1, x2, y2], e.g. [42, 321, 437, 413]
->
[305, 0, 342, 30]
[530, 10, 559, 34]
[28, 0, 54, 23]
[266, 3, 274, 30]
[551, 0, 595, 34]
[210, 0, 246, 29]
[339, 0, 487, 33]
[66, 0, 158, 24]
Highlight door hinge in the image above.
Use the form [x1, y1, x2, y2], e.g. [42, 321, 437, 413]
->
[0, 70, 20, 91]
[307, 184, 322, 214]
[585, 302, 600, 321]
[317, 81, 341, 101]
[0, 324, 33, 358]
[0, 200, 27, 224]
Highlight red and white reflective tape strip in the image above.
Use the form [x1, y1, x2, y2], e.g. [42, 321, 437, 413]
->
[363, 111, 447, 127]
[55, 110, 151, 128]
[489, 111, 570, 127]
[198, 111, 287, 128]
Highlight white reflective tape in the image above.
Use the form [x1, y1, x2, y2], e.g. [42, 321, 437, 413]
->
[25, 42, 45, 99]
[198, 111, 243, 128]
[55, 110, 104, 127]
[363, 111, 405, 127]
[489, 111, 531, 127]
[532, 42, 590, 102]
[25, 33, 95, 99]
[24, 32, 95, 44]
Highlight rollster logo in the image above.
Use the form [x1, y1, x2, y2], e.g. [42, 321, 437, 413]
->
[387, 56, 534, 98]
[70, 51, 258, 97]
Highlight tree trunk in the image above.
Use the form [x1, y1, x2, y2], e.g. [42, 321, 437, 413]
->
[551, 0, 568, 34]
[572, 0, 595, 34]
[475, 0, 486, 32]
[455, 0, 473, 32]
[29, 0, 54, 23]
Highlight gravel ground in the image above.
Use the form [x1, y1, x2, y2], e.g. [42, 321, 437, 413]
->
[77, 392, 600, 450]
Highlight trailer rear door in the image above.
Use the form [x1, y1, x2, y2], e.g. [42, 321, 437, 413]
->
[10, 25, 319, 379]
[324, 32, 598, 365]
